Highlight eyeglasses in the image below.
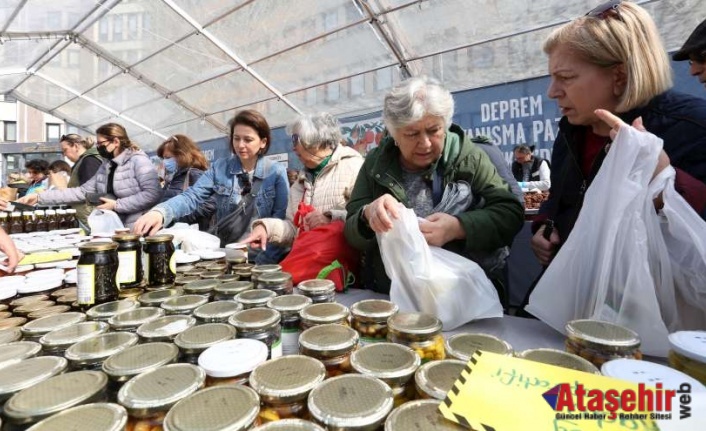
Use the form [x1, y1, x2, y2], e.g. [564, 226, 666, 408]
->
[586, 0, 623, 22]
[237, 172, 252, 196]
[291, 134, 302, 149]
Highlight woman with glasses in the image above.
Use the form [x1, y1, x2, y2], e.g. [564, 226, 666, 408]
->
[133, 110, 289, 264]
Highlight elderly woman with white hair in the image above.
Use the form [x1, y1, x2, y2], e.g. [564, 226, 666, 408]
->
[344, 77, 524, 297]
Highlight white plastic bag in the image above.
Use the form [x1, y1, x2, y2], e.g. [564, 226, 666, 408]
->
[377, 203, 503, 330]
[159, 224, 220, 253]
[87, 209, 124, 235]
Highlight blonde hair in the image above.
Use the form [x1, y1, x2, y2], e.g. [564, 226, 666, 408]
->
[543, 1, 672, 112]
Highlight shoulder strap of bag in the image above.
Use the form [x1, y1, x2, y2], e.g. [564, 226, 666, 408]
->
[432, 163, 444, 206]
[182, 168, 191, 191]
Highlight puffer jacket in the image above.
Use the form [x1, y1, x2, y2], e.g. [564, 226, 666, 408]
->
[255, 144, 364, 246]
[39, 148, 161, 227]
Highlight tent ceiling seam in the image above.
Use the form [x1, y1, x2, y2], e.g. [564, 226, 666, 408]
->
[0, 0, 28, 33]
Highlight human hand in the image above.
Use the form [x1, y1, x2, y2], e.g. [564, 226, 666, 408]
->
[17, 194, 39, 206]
[363, 194, 401, 233]
[132, 211, 164, 236]
[531, 224, 561, 266]
[420, 212, 465, 247]
[303, 210, 331, 231]
[97, 197, 117, 211]
[242, 224, 268, 251]
[0, 228, 22, 273]
[0, 199, 9, 211]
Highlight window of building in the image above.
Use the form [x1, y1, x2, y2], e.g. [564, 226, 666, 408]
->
[375, 68, 393, 91]
[143, 13, 152, 32]
[4, 122, 17, 142]
[46, 123, 61, 142]
[350, 74, 365, 97]
[113, 15, 123, 41]
[324, 11, 338, 32]
[128, 13, 138, 35]
[306, 88, 317, 106]
[326, 82, 340, 102]
[99, 17, 109, 42]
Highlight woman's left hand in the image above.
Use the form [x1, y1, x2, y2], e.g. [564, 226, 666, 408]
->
[302, 210, 331, 231]
[419, 212, 465, 247]
[98, 197, 117, 211]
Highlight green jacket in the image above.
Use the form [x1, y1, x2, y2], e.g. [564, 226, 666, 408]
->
[344, 124, 524, 293]
[67, 147, 102, 228]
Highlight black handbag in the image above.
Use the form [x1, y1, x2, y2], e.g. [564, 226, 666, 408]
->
[208, 169, 266, 247]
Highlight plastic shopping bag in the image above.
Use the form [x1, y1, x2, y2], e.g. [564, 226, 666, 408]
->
[378, 203, 502, 330]
[159, 224, 220, 253]
[87, 209, 124, 235]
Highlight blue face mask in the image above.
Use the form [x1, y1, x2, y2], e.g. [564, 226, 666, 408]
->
[163, 158, 177, 174]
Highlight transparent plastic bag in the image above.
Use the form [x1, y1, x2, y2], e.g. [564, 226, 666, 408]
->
[87, 209, 124, 235]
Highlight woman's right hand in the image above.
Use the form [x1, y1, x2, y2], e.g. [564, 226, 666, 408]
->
[242, 224, 268, 251]
[363, 194, 401, 233]
[531, 224, 561, 266]
[17, 194, 39, 206]
[132, 211, 164, 236]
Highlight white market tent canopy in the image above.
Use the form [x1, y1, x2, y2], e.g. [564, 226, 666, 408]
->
[1, 0, 704, 151]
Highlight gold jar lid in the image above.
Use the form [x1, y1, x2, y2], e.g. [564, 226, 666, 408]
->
[216, 274, 239, 282]
[86, 299, 140, 321]
[4, 370, 108, 422]
[175, 264, 196, 273]
[10, 295, 49, 309]
[50, 287, 77, 298]
[175, 276, 200, 286]
[414, 359, 466, 400]
[0, 317, 27, 329]
[137, 288, 181, 306]
[0, 356, 68, 399]
[21, 312, 86, 337]
[161, 295, 208, 314]
[226, 255, 247, 265]
[144, 234, 174, 244]
[257, 271, 291, 285]
[388, 312, 441, 336]
[182, 269, 206, 278]
[267, 294, 312, 313]
[251, 264, 281, 276]
[566, 319, 641, 351]
[0, 327, 22, 344]
[215, 281, 253, 297]
[299, 324, 359, 356]
[350, 299, 398, 321]
[65, 332, 139, 366]
[108, 307, 165, 331]
[0, 311, 14, 319]
[57, 295, 77, 305]
[78, 241, 118, 252]
[206, 263, 227, 272]
[0, 341, 42, 368]
[384, 399, 466, 431]
[0, 303, 8, 312]
[136, 315, 196, 341]
[183, 279, 219, 295]
[199, 272, 222, 280]
[174, 323, 236, 354]
[102, 342, 179, 381]
[308, 374, 393, 428]
[444, 333, 513, 361]
[350, 342, 420, 381]
[118, 363, 205, 418]
[118, 288, 144, 300]
[28, 305, 71, 320]
[297, 279, 335, 295]
[40, 321, 110, 351]
[194, 261, 214, 269]
[193, 301, 242, 322]
[14, 300, 55, 316]
[235, 289, 276, 307]
[24, 403, 127, 431]
[518, 348, 601, 374]
[251, 419, 325, 430]
[228, 308, 280, 331]
[300, 303, 349, 324]
[249, 355, 326, 403]
[111, 233, 141, 242]
[163, 385, 260, 431]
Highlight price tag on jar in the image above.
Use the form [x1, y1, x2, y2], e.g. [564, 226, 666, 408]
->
[76, 264, 95, 305]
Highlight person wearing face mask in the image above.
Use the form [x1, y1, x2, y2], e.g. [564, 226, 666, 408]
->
[3, 123, 161, 229]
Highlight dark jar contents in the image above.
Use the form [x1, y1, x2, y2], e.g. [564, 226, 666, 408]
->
[45, 209, 58, 231]
[112, 234, 143, 289]
[0, 212, 9, 232]
[143, 234, 176, 287]
[65, 208, 80, 228]
[22, 211, 35, 233]
[9, 211, 23, 234]
[34, 209, 47, 232]
[77, 241, 120, 311]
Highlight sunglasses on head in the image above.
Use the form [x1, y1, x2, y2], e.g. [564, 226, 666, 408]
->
[586, 0, 623, 22]
[237, 172, 252, 196]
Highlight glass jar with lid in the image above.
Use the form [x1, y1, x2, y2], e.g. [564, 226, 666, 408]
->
[102, 342, 180, 387]
[231, 263, 255, 281]
[0, 356, 68, 404]
[414, 359, 466, 400]
[229, 308, 282, 359]
[137, 288, 182, 307]
[28, 304, 71, 320]
[298, 324, 359, 377]
[50, 287, 76, 299]
[0, 317, 27, 330]
[143, 234, 176, 287]
[387, 312, 445, 363]
[198, 339, 268, 387]
[180, 268, 204, 278]
[565, 319, 642, 368]
[183, 279, 218, 298]
[257, 272, 293, 296]
[214, 281, 252, 301]
[111, 234, 143, 289]
[20, 311, 86, 342]
[235, 289, 276, 309]
[65, 332, 139, 371]
[174, 323, 237, 364]
[350, 299, 398, 345]
[160, 295, 208, 316]
[205, 263, 227, 274]
[249, 355, 326, 423]
[668, 331, 706, 385]
[267, 295, 312, 356]
[216, 274, 239, 283]
[0, 328, 22, 345]
[174, 276, 200, 286]
[251, 264, 281, 286]
[295, 279, 335, 304]
[0, 341, 42, 368]
[307, 374, 393, 431]
[11, 294, 49, 310]
[163, 385, 260, 431]
[77, 241, 120, 310]
[39, 321, 110, 356]
[252, 419, 325, 431]
[136, 315, 196, 343]
[108, 307, 165, 332]
[118, 363, 205, 431]
[118, 287, 143, 301]
[300, 302, 350, 330]
[86, 299, 140, 322]
[13, 300, 55, 318]
[384, 399, 466, 431]
[2, 370, 108, 430]
[444, 333, 513, 362]
[199, 271, 222, 281]
[517, 348, 601, 374]
[602, 358, 705, 394]
[350, 342, 420, 406]
[193, 301, 242, 323]
[22, 403, 127, 431]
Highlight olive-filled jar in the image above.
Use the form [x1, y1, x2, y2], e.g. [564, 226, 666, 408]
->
[414, 359, 466, 400]
[250, 355, 326, 423]
[65, 332, 139, 371]
[251, 264, 281, 286]
[229, 308, 282, 359]
[444, 333, 514, 362]
[387, 312, 444, 363]
[102, 342, 180, 388]
[668, 331, 706, 385]
[300, 303, 350, 330]
[198, 339, 268, 387]
[20, 312, 87, 342]
[22, 403, 127, 431]
[299, 324, 359, 378]
[143, 234, 176, 287]
[0, 341, 42, 368]
[136, 315, 196, 343]
[183, 279, 218, 298]
[350, 342, 420, 407]
[257, 272, 293, 296]
[565, 319, 642, 368]
[111, 234, 143, 289]
[252, 419, 325, 431]
[517, 348, 601, 374]
[231, 263, 255, 281]
[267, 295, 312, 356]
[350, 299, 398, 345]
[137, 288, 182, 307]
[77, 242, 120, 310]
[235, 289, 277, 309]
[163, 385, 261, 431]
[174, 323, 237, 364]
[39, 321, 110, 356]
[108, 307, 165, 332]
[296, 279, 336, 304]
[384, 399, 466, 431]
[0, 356, 68, 404]
[214, 281, 253, 301]
[160, 295, 208, 316]
[86, 299, 140, 322]
[193, 301, 242, 323]
[308, 374, 393, 431]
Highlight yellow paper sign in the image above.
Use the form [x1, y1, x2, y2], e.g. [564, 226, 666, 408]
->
[19, 251, 73, 265]
[439, 351, 669, 431]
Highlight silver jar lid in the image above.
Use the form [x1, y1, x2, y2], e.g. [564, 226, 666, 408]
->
[249, 355, 326, 402]
[308, 374, 394, 428]
[235, 289, 276, 307]
[214, 281, 253, 296]
[20, 312, 86, 337]
[65, 332, 139, 366]
[163, 385, 260, 431]
[299, 324, 359, 356]
[28, 305, 71, 320]
[160, 295, 209, 314]
[300, 303, 349, 324]
[384, 399, 466, 430]
[257, 271, 292, 286]
[228, 308, 281, 331]
[216, 274, 239, 282]
[108, 307, 165, 331]
[444, 333, 513, 361]
[252, 419, 326, 431]
[0, 356, 68, 400]
[200, 271, 222, 280]
[39, 321, 110, 351]
[174, 276, 200, 286]
[118, 363, 205, 418]
[0, 327, 22, 344]
[102, 342, 180, 381]
[414, 359, 466, 400]
[25, 403, 127, 431]
[176, 264, 196, 273]
[251, 264, 282, 277]
[183, 279, 219, 295]
[86, 299, 140, 321]
[174, 323, 236, 354]
[137, 288, 182, 306]
[517, 348, 601, 374]
[3, 370, 108, 422]
[266, 294, 312, 313]
[136, 315, 197, 341]
[350, 299, 399, 321]
[388, 312, 442, 335]
[566, 319, 641, 351]
[193, 301, 243, 322]
[0, 341, 42, 368]
[351, 342, 420, 381]
[296, 279, 335, 295]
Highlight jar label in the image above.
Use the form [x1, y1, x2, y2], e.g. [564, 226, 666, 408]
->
[271, 338, 283, 359]
[117, 250, 137, 284]
[281, 329, 300, 356]
[77, 264, 95, 305]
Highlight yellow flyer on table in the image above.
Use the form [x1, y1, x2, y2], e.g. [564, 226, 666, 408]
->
[439, 351, 693, 431]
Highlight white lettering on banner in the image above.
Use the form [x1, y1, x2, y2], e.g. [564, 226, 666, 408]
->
[202, 149, 215, 161]
[265, 153, 289, 168]
[480, 95, 543, 122]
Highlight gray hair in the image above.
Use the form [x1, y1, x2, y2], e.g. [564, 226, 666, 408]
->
[383, 76, 454, 134]
[286, 113, 342, 151]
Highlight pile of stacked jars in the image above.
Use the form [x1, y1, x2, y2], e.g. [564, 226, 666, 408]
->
[0, 207, 79, 235]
